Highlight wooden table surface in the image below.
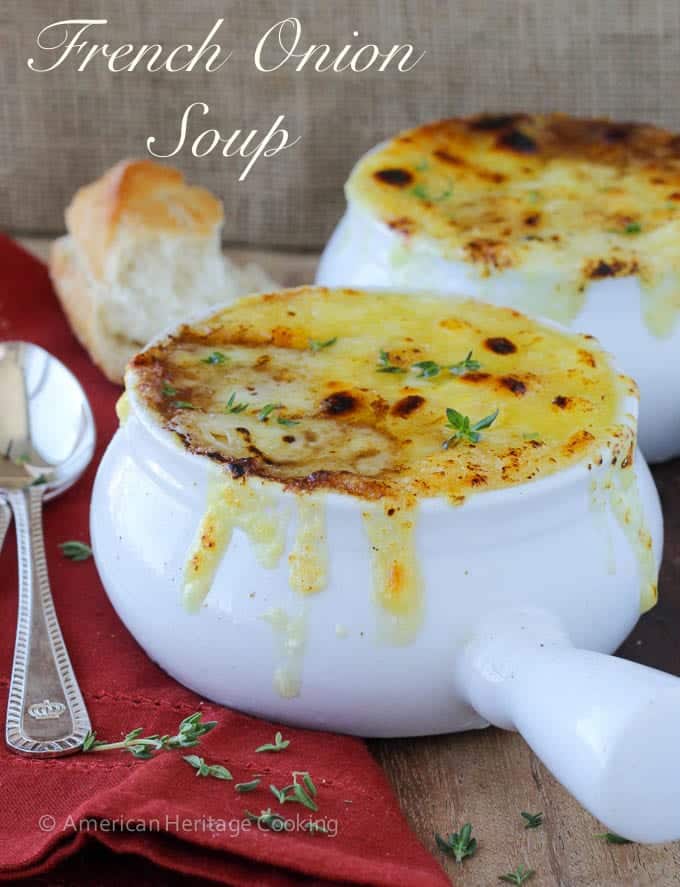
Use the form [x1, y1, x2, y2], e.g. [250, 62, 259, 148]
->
[18, 238, 680, 886]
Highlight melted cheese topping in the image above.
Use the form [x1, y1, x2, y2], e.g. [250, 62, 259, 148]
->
[126, 287, 653, 681]
[347, 114, 680, 334]
[130, 287, 634, 500]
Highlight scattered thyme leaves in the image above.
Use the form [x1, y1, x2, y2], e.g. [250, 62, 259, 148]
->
[183, 754, 232, 780]
[255, 731, 290, 753]
[171, 400, 195, 410]
[309, 337, 337, 352]
[59, 540, 92, 562]
[435, 822, 477, 863]
[521, 811, 543, 829]
[595, 832, 633, 844]
[225, 392, 248, 414]
[161, 381, 177, 397]
[258, 403, 282, 421]
[235, 778, 261, 793]
[499, 864, 535, 885]
[376, 349, 406, 374]
[202, 351, 228, 365]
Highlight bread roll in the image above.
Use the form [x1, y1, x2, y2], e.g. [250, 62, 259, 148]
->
[49, 159, 276, 383]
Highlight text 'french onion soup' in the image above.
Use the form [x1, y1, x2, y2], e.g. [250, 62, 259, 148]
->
[124, 286, 655, 645]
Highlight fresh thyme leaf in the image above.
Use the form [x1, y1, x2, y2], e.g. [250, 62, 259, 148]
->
[161, 381, 177, 397]
[59, 540, 92, 561]
[235, 778, 261, 793]
[258, 403, 282, 421]
[30, 474, 49, 486]
[225, 392, 248, 414]
[595, 832, 632, 844]
[269, 772, 319, 811]
[435, 822, 477, 863]
[499, 864, 535, 884]
[291, 781, 318, 811]
[411, 183, 452, 202]
[448, 351, 481, 376]
[300, 771, 317, 797]
[245, 808, 286, 831]
[412, 351, 480, 380]
[270, 784, 288, 804]
[255, 731, 290, 753]
[521, 811, 543, 829]
[624, 221, 642, 234]
[82, 711, 217, 758]
[412, 360, 441, 379]
[171, 400, 194, 410]
[277, 416, 300, 427]
[309, 337, 337, 352]
[184, 754, 232, 780]
[82, 730, 98, 752]
[376, 349, 406, 374]
[303, 820, 329, 834]
[202, 351, 228, 365]
[443, 407, 499, 448]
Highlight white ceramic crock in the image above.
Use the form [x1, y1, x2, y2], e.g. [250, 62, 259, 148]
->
[92, 319, 680, 840]
[316, 202, 680, 464]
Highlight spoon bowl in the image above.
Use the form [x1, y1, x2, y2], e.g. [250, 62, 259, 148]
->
[0, 341, 95, 756]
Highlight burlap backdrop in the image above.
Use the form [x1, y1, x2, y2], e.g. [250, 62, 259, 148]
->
[2, 0, 680, 249]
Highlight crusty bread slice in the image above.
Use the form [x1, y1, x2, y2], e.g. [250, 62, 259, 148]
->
[48, 159, 277, 383]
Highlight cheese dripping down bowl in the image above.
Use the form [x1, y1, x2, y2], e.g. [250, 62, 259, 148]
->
[93, 286, 680, 842]
[316, 113, 680, 463]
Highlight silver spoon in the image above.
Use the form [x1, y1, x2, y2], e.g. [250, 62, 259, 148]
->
[0, 341, 95, 755]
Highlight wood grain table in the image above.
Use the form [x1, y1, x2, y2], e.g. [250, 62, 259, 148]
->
[18, 237, 680, 886]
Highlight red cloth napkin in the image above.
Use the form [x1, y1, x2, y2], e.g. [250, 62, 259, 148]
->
[0, 235, 449, 887]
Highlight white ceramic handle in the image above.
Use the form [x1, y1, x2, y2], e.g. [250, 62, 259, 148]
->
[456, 611, 680, 843]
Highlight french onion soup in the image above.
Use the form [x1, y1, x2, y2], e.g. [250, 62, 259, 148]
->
[124, 286, 654, 642]
[344, 113, 680, 334]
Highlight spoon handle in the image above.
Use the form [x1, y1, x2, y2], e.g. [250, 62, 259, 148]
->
[0, 497, 10, 552]
[5, 486, 91, 755]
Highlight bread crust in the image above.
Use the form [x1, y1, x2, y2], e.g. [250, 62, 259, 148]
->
[65, 158, 223, 280]
[48, 236, 135, 384]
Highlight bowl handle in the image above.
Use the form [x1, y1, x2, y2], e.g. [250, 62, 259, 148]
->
[455, 610, 680, 843]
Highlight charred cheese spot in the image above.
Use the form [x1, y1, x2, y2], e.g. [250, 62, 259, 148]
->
[485, 336, 517, 354]
[128, 286, 634, 502]
[392, 394, 425, 417]
[374, 168, 413, 187]
[321, 390, 360, 416]
[500, 376, 527, 396]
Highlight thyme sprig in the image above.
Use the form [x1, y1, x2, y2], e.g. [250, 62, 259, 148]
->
[435, 822, 478, 863]
[521, 811, 543, 829]
[412, 351, 481, 379]
[82, 712, 217, 759]
[443, 407, 499, 448]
